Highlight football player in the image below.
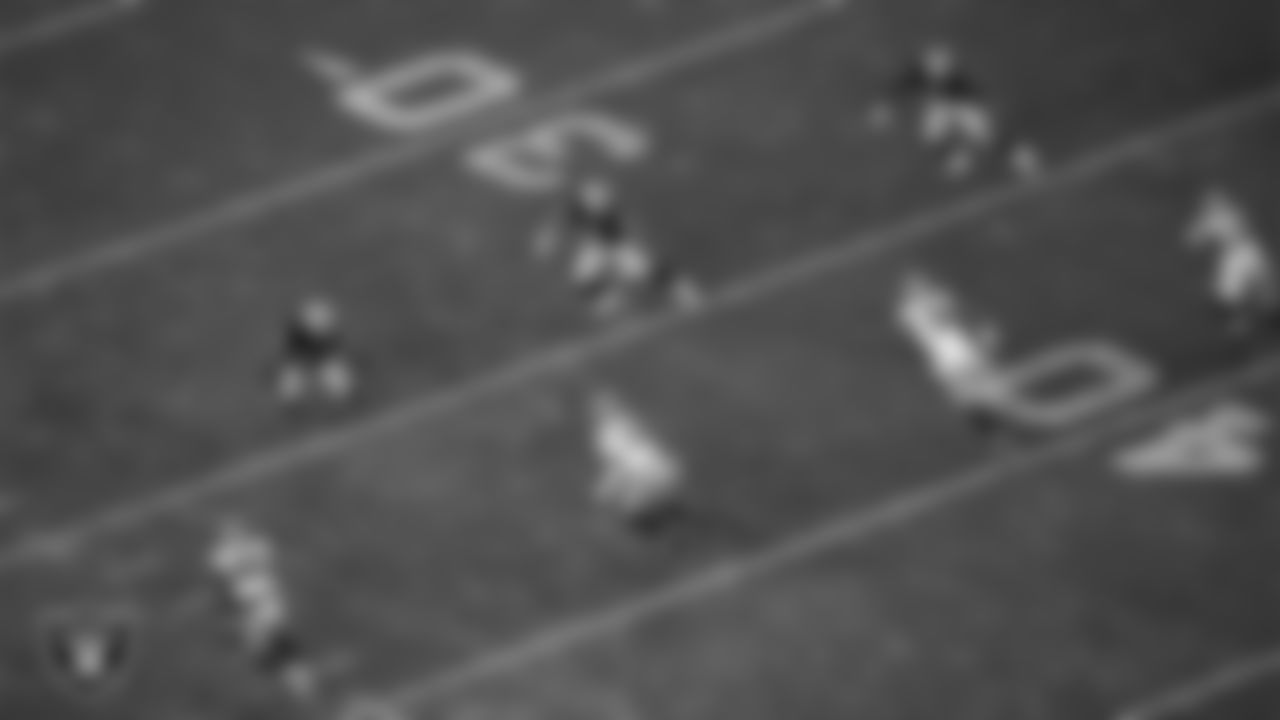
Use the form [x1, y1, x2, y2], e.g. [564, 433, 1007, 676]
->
[895, 271, 1023, 438]
[870, 43, 1040, 180]
[1186, 189, 1278, 335]
[588, 390, 687, 539]
[537, 178, 702, 318]
[276, 295, 357, 406]
[207, 517, 319, 703]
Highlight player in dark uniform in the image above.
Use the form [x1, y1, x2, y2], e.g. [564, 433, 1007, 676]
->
[39, 605, 137, 699]
[869, 44, 1040, 179]
[275, 295, 356, 406]
[536, 178, 702, 318]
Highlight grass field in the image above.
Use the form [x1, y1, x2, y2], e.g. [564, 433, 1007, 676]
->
[0, 0, 1276, 718]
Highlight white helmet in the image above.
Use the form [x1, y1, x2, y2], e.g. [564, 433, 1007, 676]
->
[921, 43, 958, 76]
[297, 295, 339, 331]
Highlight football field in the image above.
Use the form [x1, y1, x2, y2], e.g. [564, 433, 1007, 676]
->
[0, 0, 1276, 718]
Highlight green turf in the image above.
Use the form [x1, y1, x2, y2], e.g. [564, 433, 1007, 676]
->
[0, 0, 1275, 718]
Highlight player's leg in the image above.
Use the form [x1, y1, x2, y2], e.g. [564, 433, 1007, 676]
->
[589, 242, 664, 319]
[1229, 262, 1280, 334]
[588, 278, 632, 318]
[955, 392, 1036, 445]
[255, 623, 320, 702]
[595, 459, 685, 541]
[944, 364, 1036, 443]
[275, 359, 313, 405]
[919, 97, 953, 146]
[627, 487, 687, 538]
[239, 595, 322, 703]
[568, 241, 627, 317]
[316, 356, 358, 404]
[939, 101, 995, 178]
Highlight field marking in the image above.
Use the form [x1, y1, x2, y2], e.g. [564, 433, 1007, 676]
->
[0, 1, 833, 304]
[1118, 648, 1280, 720]
[0, 0, 140, 57]
[0, 85, 1274, 578]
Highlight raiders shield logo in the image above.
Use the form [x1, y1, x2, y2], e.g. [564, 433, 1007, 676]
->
[38, 606, 138, 699]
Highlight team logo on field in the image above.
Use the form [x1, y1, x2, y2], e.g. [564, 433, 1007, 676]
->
[37, 605, 139, 699]
[1114, 400, 1270, 480]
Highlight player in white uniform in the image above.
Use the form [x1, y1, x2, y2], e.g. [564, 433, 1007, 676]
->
[207, 517, 318, 702]
[869, 44, 1040, 180]
[276, 295, 357, 407]
[589, 390, 686, 538]
[1186, 189, 1278, 334]
[895, 272, 1020, 437]
[537, 178, 702, 318]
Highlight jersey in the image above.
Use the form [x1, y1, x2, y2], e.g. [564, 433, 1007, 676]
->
[592, 400, 680, 513]
[897, 283, 1001, 403]
[209, 526, 291, 641]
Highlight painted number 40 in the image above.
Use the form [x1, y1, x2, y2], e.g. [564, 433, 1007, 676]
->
[1115, 400, 1271, 481]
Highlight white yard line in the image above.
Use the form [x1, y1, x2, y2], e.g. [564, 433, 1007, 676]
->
[0, 85, 1274, 579]
[1118, 648, 1280, 720]
[0, 1, 832, 304]
[0, 0, 140, 57]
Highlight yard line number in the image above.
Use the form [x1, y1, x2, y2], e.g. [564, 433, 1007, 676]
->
[305, 48, 521, 135]
[1115, 400, 1270, 480]
[466, 110, 650, 193]
[305, 46, 651, 193]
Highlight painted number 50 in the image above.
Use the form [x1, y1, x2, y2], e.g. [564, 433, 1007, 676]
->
[466, 111, 651, 194]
